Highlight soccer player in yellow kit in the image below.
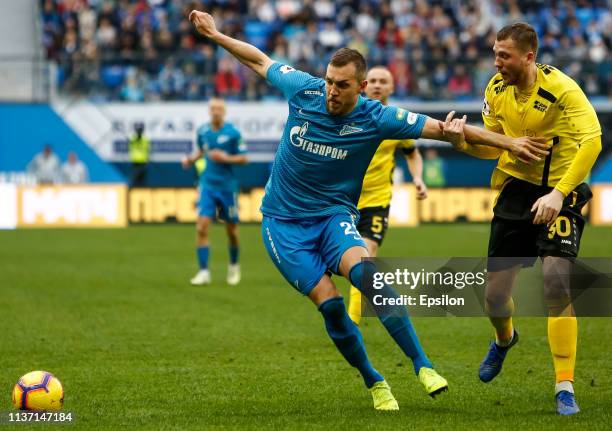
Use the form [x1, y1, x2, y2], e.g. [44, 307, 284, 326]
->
[347, 66, 448, 396]
[348, 66, 428, 321]
[460, 23, 602, 415]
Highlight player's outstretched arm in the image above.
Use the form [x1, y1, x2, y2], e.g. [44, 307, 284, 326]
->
[462, 124, 549, 164]
[181, 148, 204, 169]
[208, 150, 248, 165]
[189, 10, 273, 78]
[460, 143, 503, 160]
[420, 112, 549, 164]
[405, 149, 427, 200]
[420, 112, 467, 149]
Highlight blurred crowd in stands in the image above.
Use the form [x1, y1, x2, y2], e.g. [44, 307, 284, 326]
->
[41, 0, 610, 102]
[28, 145, 89, 184]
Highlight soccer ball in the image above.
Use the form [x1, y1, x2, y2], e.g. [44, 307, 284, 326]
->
[12, 371, 64, 411]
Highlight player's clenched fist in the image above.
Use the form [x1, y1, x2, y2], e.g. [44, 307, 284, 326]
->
[441, 110, 467, 151]
[189, 10, 218, 38]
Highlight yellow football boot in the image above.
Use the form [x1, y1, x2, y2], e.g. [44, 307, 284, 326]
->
[370, 380, 399, 411]
[418, 368, 448, 398]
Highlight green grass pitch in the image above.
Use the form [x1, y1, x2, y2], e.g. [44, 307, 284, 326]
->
[1, 224, 611, 430]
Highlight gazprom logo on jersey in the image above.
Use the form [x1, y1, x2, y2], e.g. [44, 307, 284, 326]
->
[289, 122, 348, 160]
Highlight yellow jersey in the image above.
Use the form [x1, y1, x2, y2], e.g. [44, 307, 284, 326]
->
[358, 138, 414, 209]
[482, 64, 601, 193]
[129, 135, 151, 163]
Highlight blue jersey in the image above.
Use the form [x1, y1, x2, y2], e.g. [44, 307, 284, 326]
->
[196, 122, 246, 191]
[261, 62, 427, 220]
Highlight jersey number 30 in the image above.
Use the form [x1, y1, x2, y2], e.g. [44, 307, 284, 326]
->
[547, 216, 572, 239]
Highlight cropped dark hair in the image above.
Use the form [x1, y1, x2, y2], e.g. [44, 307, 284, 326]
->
[329, 48, 367, 81]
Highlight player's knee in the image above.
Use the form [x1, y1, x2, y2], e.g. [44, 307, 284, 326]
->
[226, 225, 239, 243]
[309, 275, 341, 306]
[196, 222, 209, 239]
[487, 270, 515, 288]
[349, 262, 405, 318]
[543, 281, 571, 304]
[365, 239, 378, 257]
[485, 273, 513, 305]
[348, 261, 377, 289]
[543, 267, 571, 303]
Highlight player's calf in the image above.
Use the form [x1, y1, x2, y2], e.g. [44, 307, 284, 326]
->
[348, 261, 434, 375]
[317, 296, 384, 389]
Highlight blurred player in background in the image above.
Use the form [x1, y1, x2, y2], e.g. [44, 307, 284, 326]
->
[423, 148, 446, 187]
[128, 122, 150, 187]
[347, 66, 428, 325]
[27, 144, 60, 184]
[189, 10, 548, 410]
[460, 22, 601, 415]
[61, 151, 89, 184]
[182, 97, 248, 286]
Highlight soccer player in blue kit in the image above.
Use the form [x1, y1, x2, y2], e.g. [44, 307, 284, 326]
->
[189, 10, 549, 410]
[182, 97, 248, 286]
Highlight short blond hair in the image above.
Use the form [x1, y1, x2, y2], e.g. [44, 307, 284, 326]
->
[497, 22, 538, 56]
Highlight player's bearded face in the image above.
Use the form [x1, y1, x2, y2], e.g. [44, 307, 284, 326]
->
[493, 39, 530, 85]
[325, 64, 367, 116]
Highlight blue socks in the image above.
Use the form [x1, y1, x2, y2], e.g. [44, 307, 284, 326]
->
[196, 246, 209, 269]
[349, 262, 433, 375]
[229, 245, 239, 265]
[197, 246, 238, 268]
[318, 297, 383, 388]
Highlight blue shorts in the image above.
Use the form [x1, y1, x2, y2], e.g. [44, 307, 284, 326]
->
[197, 188, 239, 223]
[261, 213, 366, 295]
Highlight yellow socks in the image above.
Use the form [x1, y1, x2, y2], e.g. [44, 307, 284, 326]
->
[487, 295, 577, 383]
[548, 316, 577, 383]
[492, 317, 514, 346]
[348, 286, 362, 325]
[487, 297, 515, 346]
